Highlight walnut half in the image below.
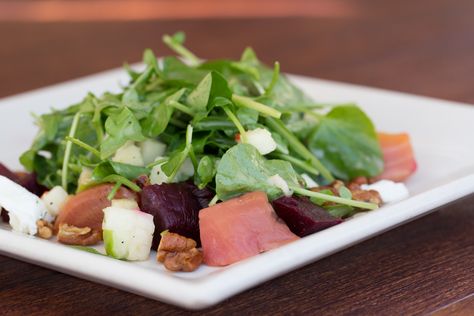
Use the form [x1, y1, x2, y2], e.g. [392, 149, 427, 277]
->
[36, 220, 53, 239]
[157, 232, 203, 272]
[57, 224, 102, 246]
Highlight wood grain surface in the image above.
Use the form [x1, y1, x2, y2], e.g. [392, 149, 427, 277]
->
[1, 1, 474, 314]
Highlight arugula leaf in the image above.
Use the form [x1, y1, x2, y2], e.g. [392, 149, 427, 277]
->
[159, 56, 206, 85]
[100, 107, 146, 159]
[326, 205, 355, 218]
[162, 32, 200, 66]
[141, 88, 186, 138]
[187, 71, 232, 114]
[92, 161, 148, 181]
[215, 143, 300, 201]
[236, 107, 259, 126]
[197, 155, 218, 189]
[307, 105, 383, 180]
[143, 48, 159, 74]
[161, 125, 193, 181]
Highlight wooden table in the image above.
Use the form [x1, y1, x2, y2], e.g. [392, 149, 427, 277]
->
[1, 1, 473, 314]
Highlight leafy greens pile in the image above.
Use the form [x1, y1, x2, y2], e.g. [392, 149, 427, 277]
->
[20, 32, 383, 210]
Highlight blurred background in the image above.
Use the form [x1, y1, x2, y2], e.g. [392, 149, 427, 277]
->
[1, 0, 474, 102]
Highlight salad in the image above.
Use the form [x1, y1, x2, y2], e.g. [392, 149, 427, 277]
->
[0, 32, 416, 271]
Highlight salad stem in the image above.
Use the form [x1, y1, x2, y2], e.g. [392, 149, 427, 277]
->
[264, 61, 280, 96]
[291, 186, 378, 210]
[146, 157, 169, 169]
[232, 94, 282, 119]
[271, 153, 320, 176]
[162, 34, 200, 66]
[188, 147, 199, 172]
[222, 106, 248, 143]
[131, 67, 153, 89]
[265, 117, 334, 182]
[61, 112, 81, 190]
[101, 175, 141, 192]
[65, 136, 101, 158]
[107, 182, 122, 200]
[208, 194, 219, 206]
[165, 125, 194, 182]
[169, 100, 194, 116]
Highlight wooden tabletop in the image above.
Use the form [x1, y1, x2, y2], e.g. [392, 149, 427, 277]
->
[1, 1, 474, 314]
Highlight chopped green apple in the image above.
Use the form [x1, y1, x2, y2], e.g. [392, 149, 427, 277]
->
[102, 206, 154, 261]
[111, 199, 139, 210]
[41, 186, 69, 218]
[77, 167, 94, 192]
[112, 141, 144, 166]
[139, 139, 167, 165]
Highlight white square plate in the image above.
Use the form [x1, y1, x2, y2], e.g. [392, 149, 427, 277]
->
[1, 68, 473, 310]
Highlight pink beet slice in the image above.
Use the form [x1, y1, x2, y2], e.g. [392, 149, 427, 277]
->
[199, 191, 299, 266]
[272, 196, 343, 237]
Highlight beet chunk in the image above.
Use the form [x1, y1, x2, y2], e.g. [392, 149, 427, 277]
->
[272, 196, 343, 237]
[139, 183, 212, 249]
[183, 181, 214, 210]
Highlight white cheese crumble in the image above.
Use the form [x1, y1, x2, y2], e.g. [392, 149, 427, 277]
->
[267, 174, 292, 196]
[361, 180, 409, 203]
[245, 128, 277, 155]
[0, 176, 47, 235]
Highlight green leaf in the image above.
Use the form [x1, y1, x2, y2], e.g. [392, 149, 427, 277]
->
[143, 48, 159, 74]
[141, 88, 186, 138]
[236, 107, 259, 126]
[160, 56, 206, 85]
[338, 186, 352, 199]
[122, 87, 140, 104]
[215, 143, 300, 201]
[326, 205, 355, 218]
[310, 189, 334, 206]
[307, 105, 383, 180]
[161, 125, 193, 181]
[92, 161, 148, 182]
[186, 71, 232, 113]
[19, 149, 35, 171]
[197, 155, 218, 189]
[100, 107, 146, 159]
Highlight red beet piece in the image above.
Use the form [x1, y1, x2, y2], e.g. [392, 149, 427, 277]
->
[272, 196, 343, 237]
[139, 183, 212, 249]
[183, 181, 215, 210]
